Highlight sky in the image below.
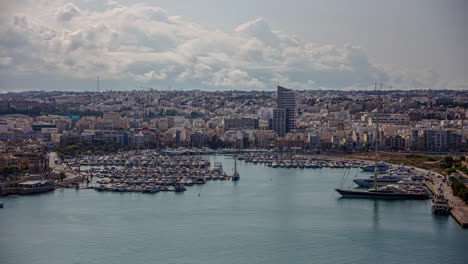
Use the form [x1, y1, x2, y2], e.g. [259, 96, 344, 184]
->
[0, 0, 467, 92]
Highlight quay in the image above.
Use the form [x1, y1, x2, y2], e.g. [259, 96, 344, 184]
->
[425, 173, 468, 228]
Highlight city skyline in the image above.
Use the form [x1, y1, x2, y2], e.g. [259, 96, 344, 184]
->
[0, 0, 467, 92]
[1, 2, 468, 263]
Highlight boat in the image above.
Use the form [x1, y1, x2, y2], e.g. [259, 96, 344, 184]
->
[360, 163, 390, 172]
[335, 187, 430, 199]
[432, 194, 450, 215]
[213, 161, 223, 173]
[174, 183, 186, 192]
[353, 175, 406, 187]
[232, 159, 240, 181]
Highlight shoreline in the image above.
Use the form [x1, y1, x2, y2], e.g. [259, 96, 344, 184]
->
[324, 153, 468, 228]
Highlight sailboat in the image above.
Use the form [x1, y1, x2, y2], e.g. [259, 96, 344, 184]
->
[335, 85, 430, 200]
[231, 158, 240, 181]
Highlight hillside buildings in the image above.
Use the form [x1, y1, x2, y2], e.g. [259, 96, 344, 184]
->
[0, 88, 466, 153]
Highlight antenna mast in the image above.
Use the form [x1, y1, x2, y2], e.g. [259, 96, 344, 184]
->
[373, 83, 383, 189]
[97, 76, 100, 92]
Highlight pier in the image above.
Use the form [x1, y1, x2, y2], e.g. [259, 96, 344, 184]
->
[425, 174, 468, 228]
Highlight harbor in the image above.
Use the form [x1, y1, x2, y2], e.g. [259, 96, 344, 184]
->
[1, 155, 466, 264]
[62, 151, 238, 193]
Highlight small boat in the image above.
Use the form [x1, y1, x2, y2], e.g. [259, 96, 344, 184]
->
[232, 159, 240, 182]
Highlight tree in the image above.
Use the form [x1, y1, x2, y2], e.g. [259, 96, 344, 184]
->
[445, 156, 454, 163]
[59, 172, 66, 181]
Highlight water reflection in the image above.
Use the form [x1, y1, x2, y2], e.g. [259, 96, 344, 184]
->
[373, 200, 380, 231]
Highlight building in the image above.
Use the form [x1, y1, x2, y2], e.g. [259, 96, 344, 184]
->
[384, 135, 406, 151]
[224, 118, 259, 131]
[190, 132, 210, 148]
[271, 108, 287, 137]
[421, 129, 447, 152]
[272, 86, 295, 137]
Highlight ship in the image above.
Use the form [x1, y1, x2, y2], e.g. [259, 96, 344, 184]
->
[353, 167, 416, 187]
[431, 194, 450, 215]
[335, 187, 430, 199]
[231, 159, 240, 181]
[360, 163, 390, 172]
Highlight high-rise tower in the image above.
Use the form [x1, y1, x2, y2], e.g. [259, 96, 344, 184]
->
[272, 86, 295, 137]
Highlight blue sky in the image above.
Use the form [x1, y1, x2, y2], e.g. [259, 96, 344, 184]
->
[0, 0, 466, 91]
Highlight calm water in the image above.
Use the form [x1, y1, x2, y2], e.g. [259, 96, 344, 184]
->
[1, 155, 467, 264]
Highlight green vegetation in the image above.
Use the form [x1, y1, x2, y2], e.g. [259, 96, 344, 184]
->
[163, 109, 178, 116]
[59, 172, 66, 181]
[187, 111, 204, 119]
[449, 177, 468, 203]
[54, 141, 120, 158]
[455, 165, 468, 175]
[439, 162, 453, 169]
[0, 166, 20, 175]
[447, 167, 457, 174]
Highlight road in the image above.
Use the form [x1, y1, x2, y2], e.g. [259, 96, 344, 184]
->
[49, 152, 82, 181]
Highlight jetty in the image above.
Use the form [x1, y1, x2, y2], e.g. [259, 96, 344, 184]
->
[425, 173, 468, 228]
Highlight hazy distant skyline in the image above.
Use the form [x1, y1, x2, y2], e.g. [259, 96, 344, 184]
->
[0, 0, 467, 92]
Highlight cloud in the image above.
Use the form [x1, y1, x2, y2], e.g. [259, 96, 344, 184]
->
[56, 2, 81, 22]
[0, 0, 465, 91]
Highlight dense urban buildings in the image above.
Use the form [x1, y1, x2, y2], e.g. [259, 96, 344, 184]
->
[0, 88, 467, 155]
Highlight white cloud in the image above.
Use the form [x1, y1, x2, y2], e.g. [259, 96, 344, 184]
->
[0, 0, 465, 91]
[134, 71, 168, 82]
[56, 2, 81, 22]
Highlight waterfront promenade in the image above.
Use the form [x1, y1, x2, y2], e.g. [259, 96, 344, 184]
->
[425, 173, 468, 228]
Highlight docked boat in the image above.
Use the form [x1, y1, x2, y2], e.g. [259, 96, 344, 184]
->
[432, 195, 450, 215]
[213, 161, 223, 173]
[353, 175, 404, 187]
[231, 159, 240, 181]
[335, 187, 430, 199]
[352, 167, 415, 187]
[360, 163, 390, 172]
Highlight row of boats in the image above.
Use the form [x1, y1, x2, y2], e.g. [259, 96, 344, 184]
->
[236, 153, 363, 169]
[63, 151, 240, 194]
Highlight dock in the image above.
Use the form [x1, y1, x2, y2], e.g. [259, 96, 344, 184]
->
[425, 174, 468, 228]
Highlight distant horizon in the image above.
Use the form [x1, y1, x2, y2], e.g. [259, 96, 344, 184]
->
[2, 87, 468, 95]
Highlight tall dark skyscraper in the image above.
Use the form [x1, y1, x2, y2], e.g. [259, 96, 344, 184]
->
[272, 86, 296, 137]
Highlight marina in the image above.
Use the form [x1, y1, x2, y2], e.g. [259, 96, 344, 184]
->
[1, 155, 466, 264]
[62, 151, 239, 194]
[236, 152, 365, 169]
